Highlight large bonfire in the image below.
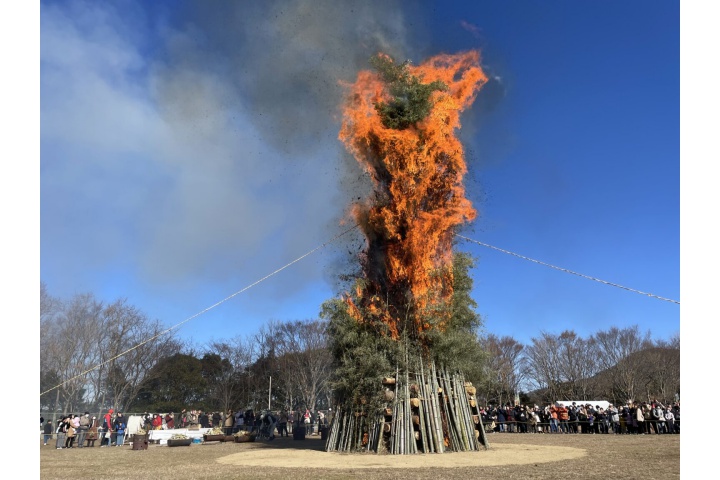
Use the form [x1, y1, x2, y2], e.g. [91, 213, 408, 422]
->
[323, 51, 489, 454]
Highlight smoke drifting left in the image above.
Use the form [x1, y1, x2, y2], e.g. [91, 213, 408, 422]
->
[156, 0, 409, 155]
[148, 0, 423, 291]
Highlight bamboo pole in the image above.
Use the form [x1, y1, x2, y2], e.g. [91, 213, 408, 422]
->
[455, 372, 473, 451]
[407, 369, 416, 454]
[472, 391, 489, 450]
[415, 362, 428, 453]
[454, 372, 468, 450]
[441, 368, 461, 451]
[462, 376, 478, 450]
[417, 362, 432, 453]
[456, 372, 475, 450]
[430, 362, 445, 453]
[460, 372, 479, 451]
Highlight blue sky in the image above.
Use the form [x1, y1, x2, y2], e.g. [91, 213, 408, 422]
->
[37, 0, 680, 348]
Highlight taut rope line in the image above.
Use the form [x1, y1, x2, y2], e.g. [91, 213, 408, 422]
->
[40, 224, 359, 396]
[455, 234, 679, 305]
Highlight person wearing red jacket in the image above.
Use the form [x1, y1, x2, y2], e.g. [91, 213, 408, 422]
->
[165, 412, 175, 429]
[152, 414, 163, 430]
[100, 408, 114, 446]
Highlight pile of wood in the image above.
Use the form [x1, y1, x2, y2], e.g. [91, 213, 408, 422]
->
[326, 362, 488, 454]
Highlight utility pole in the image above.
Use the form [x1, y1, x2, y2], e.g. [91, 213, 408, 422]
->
[268, 376, 272, 410]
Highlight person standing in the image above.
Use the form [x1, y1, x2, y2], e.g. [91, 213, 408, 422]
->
[261, 410, 277, 440]
[101, 408, 114, 446]
[567, 404, 578, 433]
[77, 412, 90, 447]
[113, 412, 127, 446]
[505, 404, 516, 433]
[234, 410, 244, 433]
[152, 413, 162, 430]
[245, 409, 255, 432]
[179, 411, 187, 428]
[278, 410, 289, 437]
[495, 406, 506, 432]
[664, 407, 676, 434]
[165, 412, 175, 430]
[223, 410, 235, 436]
[607, 404, 620, 434]
[199, 410, 210, 428]
[212, 411, 222, 428]
[635, 403, 645, 434]
[43, 420, 53, 445]
[56, 417, 68, 449]
[86, 416, 98, 447]
[549, 404, 559, 433]
[557, 404, 569, 433]
[65, 416, 77, 448]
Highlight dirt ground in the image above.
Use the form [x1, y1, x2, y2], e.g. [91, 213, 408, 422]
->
[39, 432, 680, 480]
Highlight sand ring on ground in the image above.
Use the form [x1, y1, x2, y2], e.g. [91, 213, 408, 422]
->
[217, 443, 586, 469]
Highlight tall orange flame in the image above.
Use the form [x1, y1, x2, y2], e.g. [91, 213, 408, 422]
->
[340, 51, 487, 345]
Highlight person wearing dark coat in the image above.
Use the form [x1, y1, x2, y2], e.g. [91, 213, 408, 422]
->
[43, 420, 53, 445]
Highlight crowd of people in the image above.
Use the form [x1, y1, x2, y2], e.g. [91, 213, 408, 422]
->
[480, 401, 680, 435]
[42, 406, 331, 448]
[45, 409, 128, 449]
[45, 400, 676, 448]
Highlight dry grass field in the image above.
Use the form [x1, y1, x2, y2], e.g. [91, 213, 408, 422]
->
[40, 432, 680, 480]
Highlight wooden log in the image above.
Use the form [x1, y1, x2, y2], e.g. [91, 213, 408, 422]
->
[410, 397, 420, 408]
[384, 389, 395, 401]
[465, 385, 477, 395]
[413, 414, 420, 426]
[384, 408, 393, 416]
[382, 377, 396, 385]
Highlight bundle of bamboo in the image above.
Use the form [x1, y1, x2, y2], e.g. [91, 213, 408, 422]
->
[325, 361, 489, 454]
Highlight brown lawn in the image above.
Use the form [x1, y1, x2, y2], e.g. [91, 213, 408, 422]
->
[40, 432, 680, 479]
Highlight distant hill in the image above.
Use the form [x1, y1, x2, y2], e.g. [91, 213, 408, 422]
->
[524, 347, 679, 406]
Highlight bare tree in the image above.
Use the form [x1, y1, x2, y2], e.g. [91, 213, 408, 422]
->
[41, 287, 181, 417]
[641, 337, 680, 404]
[40, 285, 66, 423]
[203, 335, 258, 412]
[593, 325, 652, 403]
[480, 334, 524, 406]
[556, 330, 599, 399]
[101, 298, 181, 412]
[40, 292, 105, 414]
[271, 319, 332, 411]
[524, 332, 572, 402]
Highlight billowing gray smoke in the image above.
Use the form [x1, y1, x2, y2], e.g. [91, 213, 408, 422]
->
[149, 0, 420, 291]
[155, 0, 410, 155]
[41, 0, 464, 328]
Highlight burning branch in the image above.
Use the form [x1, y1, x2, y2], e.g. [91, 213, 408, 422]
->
[339, 51, 487, 349]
